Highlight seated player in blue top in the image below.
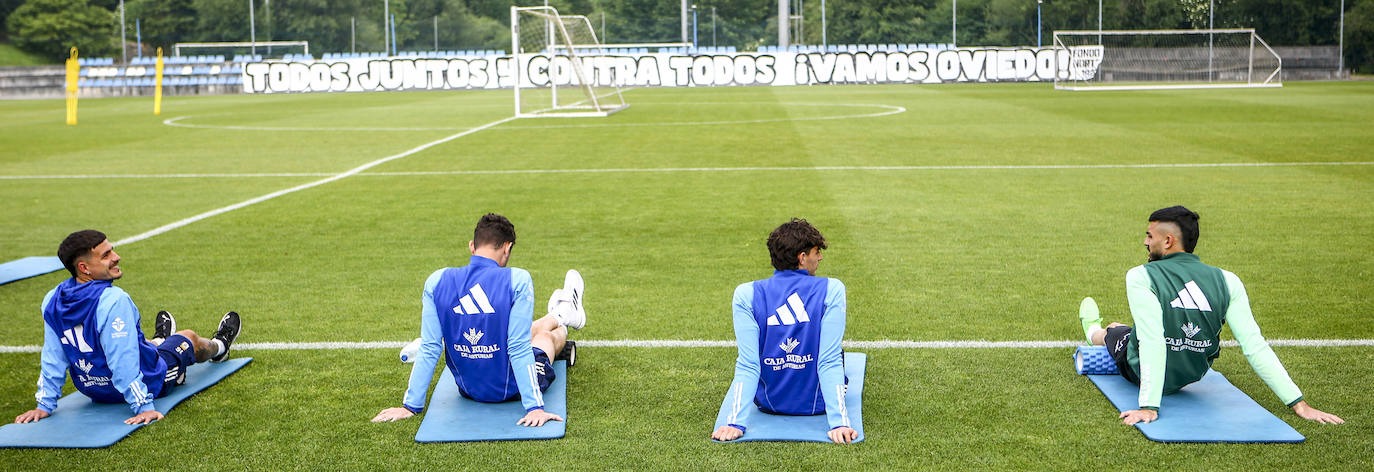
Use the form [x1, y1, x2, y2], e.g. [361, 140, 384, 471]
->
[13, 230, 242, 426]
[711, 218, 857, 444]
[372, 213, 586, 427]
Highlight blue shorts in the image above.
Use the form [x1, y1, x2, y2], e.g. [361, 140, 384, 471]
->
[458, 347, 556, 402]
[155, 334, 197, 395]
[531, 347, 555, 393]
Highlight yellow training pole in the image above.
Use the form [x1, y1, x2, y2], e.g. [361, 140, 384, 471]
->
[65, 47, 79, 125]
[154, 47, 164, 115]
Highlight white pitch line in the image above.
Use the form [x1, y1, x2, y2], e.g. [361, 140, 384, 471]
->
[5, 162, 1371, 181]
[109, 115, 517, 247]
[3, 338, 1373, 354]
[158, 102, 905, 132]
[163, 115, 477, 132]
[358, 161, 1374, 177]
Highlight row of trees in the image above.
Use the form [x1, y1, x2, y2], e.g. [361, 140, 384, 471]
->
[3, 0, 1372, 71]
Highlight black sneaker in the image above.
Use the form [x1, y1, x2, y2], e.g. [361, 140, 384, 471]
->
[153, 310, 177, 342]
[555, 340, 576, 367]
[210, 311, 241, 362]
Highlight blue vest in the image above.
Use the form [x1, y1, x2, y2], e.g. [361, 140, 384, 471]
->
[431, 257, 518, 402]
[42, 279, 166, 403]
[751, 270, 829, 415]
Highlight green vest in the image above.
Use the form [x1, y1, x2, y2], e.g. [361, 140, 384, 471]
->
[1126, 252, 1231, 394]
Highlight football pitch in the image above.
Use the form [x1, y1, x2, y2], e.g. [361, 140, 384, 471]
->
[1, 82, 1372, 469]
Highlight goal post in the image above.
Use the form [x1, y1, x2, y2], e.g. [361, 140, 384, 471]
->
[1053, 29, 1281, 91]
[511, 6, 628, 118]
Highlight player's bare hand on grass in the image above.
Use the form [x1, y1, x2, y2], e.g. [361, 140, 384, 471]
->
[1120, 409, 1157, 425]
[14, 409, 50, 424]
[516, 409, 562, 427]
[828, 426, 858, 444]
[711, 425, 744, 441]
[1292, 401, 1344, 424]
[371, 407, 415, 423]
[125, 410, 163, 425]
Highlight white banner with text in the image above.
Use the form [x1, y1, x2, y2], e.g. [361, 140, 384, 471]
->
[242, 48, 1092, 94]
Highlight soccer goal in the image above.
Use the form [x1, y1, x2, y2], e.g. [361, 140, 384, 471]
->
[1053, 29, 1281, 91]
[511, 6, 628, 118]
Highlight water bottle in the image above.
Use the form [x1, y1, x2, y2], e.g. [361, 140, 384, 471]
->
[399, 337, 422, 363]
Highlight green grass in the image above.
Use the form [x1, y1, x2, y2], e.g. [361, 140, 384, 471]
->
[0, 42, 53, 66]
[1, 82, 1372, 469]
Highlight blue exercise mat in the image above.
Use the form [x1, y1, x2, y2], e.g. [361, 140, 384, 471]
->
[0, 256, 63, 286]
[414, 360, 567, 442]
[0, 358, 252, 448]
[1086, 369, 1304, 443]
[713, 352, 866, 443]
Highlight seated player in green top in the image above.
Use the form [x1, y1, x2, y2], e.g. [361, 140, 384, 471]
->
[1079, 206, 1343, 426]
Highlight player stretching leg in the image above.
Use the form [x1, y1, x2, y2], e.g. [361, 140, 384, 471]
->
[372, 213, 585, 426]
[14, 230, 241, 425]
[1079, 206, 1342, 425]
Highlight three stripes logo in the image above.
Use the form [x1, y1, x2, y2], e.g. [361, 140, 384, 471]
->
[766, 293, 811, 326]
[453, 284, 496, 315]
[1168, 281, 1212, 312]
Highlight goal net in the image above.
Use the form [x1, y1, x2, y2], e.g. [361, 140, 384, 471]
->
[511, 6, 628, 117]
[1053, 29, 1281, 91]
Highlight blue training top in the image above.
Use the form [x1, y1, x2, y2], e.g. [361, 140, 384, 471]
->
[403, 255, 544, 413]
[718, 269, 849, 432]
[37, 278, 167, 415]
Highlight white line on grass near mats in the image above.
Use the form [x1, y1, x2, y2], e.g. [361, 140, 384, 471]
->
[106, 115, 517, 247]
[5, 162, 1372, 180]
[3, 338, 1373, 353]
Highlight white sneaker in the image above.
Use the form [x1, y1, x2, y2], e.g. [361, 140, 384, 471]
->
[547, 289, 566, 315]
[551, 269, 585, 330]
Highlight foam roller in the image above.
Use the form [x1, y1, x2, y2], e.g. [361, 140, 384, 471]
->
[1074, 346, 1119, 375]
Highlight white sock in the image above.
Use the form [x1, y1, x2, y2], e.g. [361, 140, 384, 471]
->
[211, 339, 226, 357]
[1088, 327, 1105, 343]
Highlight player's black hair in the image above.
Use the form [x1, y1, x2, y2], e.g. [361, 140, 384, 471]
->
[1149, 206, 1200, 253]
[58, 229, 107, 277]
[473, 213, 516, 249]
[767, 218, 828, 271]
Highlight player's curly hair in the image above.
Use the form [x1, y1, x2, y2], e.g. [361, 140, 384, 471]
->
[58, 229, 107, 277]
[1149, 206, 1200, 253]
[767, 218, 828, 271]
[473, 213, 516, 249]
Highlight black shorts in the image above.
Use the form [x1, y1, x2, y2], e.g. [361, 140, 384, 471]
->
[1102, 326, 1141, 385]
[155, 334, 197, 394]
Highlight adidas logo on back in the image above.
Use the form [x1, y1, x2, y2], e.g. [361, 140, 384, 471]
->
[767, 293, 811, 326]
[1168, 281, 1212, 312]
[453, 283, 496, 315]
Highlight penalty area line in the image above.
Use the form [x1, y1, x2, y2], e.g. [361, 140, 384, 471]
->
[3, 338, 1373, 354]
